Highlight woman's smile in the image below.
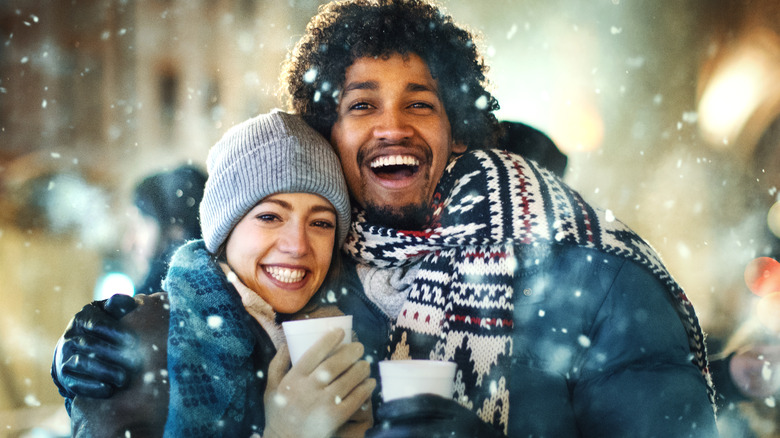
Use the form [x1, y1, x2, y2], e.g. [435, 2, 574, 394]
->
[264, 265, 307, 284]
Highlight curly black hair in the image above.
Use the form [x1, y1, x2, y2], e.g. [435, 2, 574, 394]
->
[280, 0, 502, 150]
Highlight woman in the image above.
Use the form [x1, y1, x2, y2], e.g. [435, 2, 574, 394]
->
[67, 110, 375, 437]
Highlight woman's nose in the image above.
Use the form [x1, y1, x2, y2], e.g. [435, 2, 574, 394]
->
[276, 222, 310, 257]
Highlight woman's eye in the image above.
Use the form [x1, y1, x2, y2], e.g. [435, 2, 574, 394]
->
[312, 220, 335, 229]
[256, 214, 280, 222]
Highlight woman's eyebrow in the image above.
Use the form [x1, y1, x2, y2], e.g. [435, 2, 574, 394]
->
[310, 204, 337, 215]
[258, 198, 292, 209]
[259, 199, 336, 216]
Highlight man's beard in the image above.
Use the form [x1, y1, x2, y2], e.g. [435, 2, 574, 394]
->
[362, 201, 432, 230]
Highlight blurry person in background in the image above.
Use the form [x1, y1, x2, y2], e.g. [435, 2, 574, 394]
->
[121, 164, 206, 295]
[499, 120, 568, 178]
[712, 318, 780, 438]
[68, 293, 170, 437]
[709, 255, 780, 437]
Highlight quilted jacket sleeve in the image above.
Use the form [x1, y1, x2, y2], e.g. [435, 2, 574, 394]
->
[570, 257, 718, 437]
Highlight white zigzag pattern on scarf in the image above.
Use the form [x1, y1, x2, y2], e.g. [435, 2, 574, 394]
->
[448, 280, 514, 309]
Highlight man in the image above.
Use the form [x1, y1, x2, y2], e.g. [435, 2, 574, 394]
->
[53, 1, 719, 436]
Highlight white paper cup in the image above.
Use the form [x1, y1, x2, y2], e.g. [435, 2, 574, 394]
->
[281, 315, 353, 365]
[378, 360, 457, 402]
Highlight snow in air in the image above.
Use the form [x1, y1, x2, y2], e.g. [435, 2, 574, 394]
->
[207, 315, 224, 329]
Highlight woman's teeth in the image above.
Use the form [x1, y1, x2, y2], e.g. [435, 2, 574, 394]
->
[266, 266, 305, 283]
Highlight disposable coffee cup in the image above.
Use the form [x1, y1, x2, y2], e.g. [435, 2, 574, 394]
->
[378, 359, 457, 402]
[282, 315, 353, 365]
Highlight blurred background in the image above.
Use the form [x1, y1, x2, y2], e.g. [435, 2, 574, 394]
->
[1, 0, 779, 436]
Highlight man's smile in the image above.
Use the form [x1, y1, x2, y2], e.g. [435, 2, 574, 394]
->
[369, 154, 421, 181]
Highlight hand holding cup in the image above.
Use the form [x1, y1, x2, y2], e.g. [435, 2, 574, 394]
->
[264, 316, 375, 438]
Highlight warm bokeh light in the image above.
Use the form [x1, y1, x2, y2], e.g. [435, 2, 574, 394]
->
[698, 55, 763, 146]
[744, 256, 780, 296]
[769, 200, 780, 239]
[549, 100, 605, 154]
[756, 291, 780, 333]
[697, 33, 778, 148]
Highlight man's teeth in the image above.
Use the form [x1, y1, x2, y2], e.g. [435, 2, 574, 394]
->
[369, 155, 420, 168]
[266, 266, 305, 283]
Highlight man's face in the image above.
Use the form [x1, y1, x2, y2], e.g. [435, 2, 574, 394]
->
[330, 52, 466, 227]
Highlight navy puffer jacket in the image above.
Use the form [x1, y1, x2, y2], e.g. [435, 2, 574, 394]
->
[336, 245, 719, 437]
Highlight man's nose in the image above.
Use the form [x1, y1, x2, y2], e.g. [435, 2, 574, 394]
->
[372, 108, 414, 142]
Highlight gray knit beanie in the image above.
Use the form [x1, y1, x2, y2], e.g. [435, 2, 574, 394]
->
[200, 109, 350, 253]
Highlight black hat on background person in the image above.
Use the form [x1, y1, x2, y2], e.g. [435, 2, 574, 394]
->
[500, 120, 568, 178]
[133, 164, 206, 241]
[123, 164, 207, 294]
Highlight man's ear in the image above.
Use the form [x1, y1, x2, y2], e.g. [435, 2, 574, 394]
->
[452, 142, 467, 154]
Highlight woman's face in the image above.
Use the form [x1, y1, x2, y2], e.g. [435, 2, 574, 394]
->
[225, 193, 337, 314]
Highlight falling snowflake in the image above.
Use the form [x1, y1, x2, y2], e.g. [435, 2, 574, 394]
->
[207, 315, 223, 329]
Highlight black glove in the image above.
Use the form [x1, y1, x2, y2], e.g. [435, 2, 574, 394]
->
[51, 294, 141, 405]
[366, 394, 505, 438]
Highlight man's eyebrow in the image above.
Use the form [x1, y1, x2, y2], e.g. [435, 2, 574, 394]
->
[343, 81, 378, 93]
[407, 82, 437, 93]
[341, 81, 438, 94]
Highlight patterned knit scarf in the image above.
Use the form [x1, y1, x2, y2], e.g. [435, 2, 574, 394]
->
[162, 240, 256, 437]
[344, 149, 714, 434]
